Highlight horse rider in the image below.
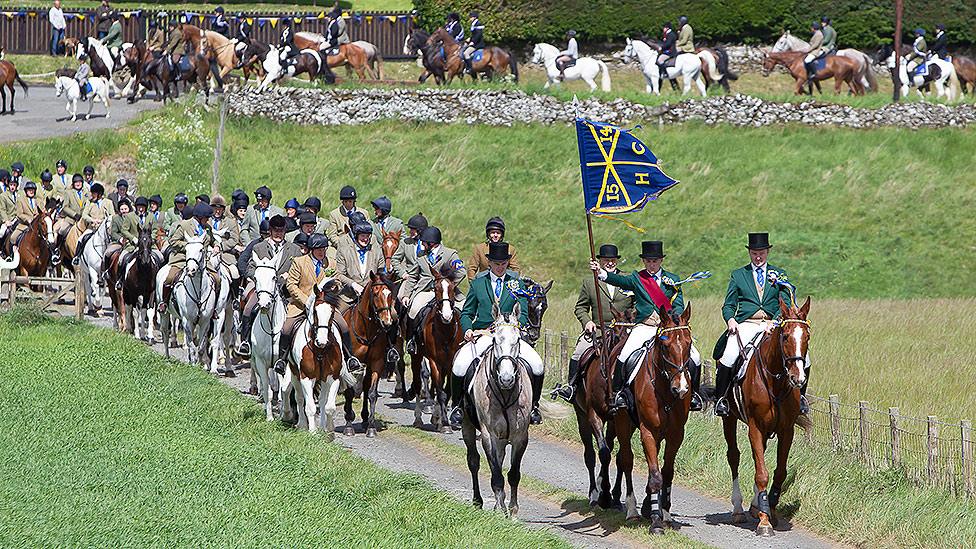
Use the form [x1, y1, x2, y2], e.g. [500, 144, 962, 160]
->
[38, 170, 55, 201]
[451, 241, 545, 426]
[0, 175, 18, 253]
[445, 12, 464, 43]
[236, 12, 252, 46]
[401, 226, 465, 355]
[165, 192, 188, 234]
[157, 203, 216, 311]
[148, 194, 164, 234]
[54, 160, 69, 190]
[278, 16, 299, 68]
[102, 197, 133, 283]
[552, 243, 635, 402]
[146, 15, 165, 56]
[9, 162, 25, 188]
[231, 188, 249, 208]
[555, 30, 578, 81]
[82, 165, 100, 193]
[287, 212, 319, 244]
[75, 53, 92, 101]
[676, 16, 695, 54]
[462, 10, 485, 76]
[279, 232, 363, 374]
[212, 6, 230, 38]
[391, 212, 427, 284]
[113, 198, 163, 287]
[54, 174, 86, 251]
[103, 11, 123, 58]
[905, 28, 927, 75]
[657, 22, 677, 68]
[107, 179, 130, 214]
[210, 194, 242, 280]
[327, 185, 369, 242]
[236, 218, 269, 301]
[803, 21, 826, 87]
[369, 196, 403, 240]
[712, 233, 810, 416]
[237, 214, 300, 356]
[4, 181, 44, 252]
[74, 183, 113, 260]
[163, 18, 184, 73]
[335, 222, 384, 314]
[301, 196, 330, 235]
[95, 0, 112, 39]
[243, 186, 283, 244]
[589, 240, 704, 413]
[283, 197, 301, 234]
[467, 216, 521, 280]
[820, 16, 837, 56]
[929, 24, 948, 61]
[325, 6, 349, 55]
[231, 198, 248, 241]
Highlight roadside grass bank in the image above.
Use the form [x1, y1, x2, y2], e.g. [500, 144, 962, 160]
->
[0, 308, 566, 547]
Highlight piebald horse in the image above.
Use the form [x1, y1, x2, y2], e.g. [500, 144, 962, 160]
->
[258, 45, 335, 90]
[76, 36, 127, 97]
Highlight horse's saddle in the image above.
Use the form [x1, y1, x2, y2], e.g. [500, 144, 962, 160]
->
[658, 56, 676, 69]
[556, 57, 576, 70]
[913, 62, 930, 77]
[812, 56, 829, 72]
[469, 49, 484, 62]
[178, 55, 193, 73]
[81, 82, 93, 96]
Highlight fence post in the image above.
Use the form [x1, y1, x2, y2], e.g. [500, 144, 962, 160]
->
[889, 407, 901, 467]
[74, 272, 83, 320]
[962, 420, 973, 499]
[559, 331, 569, 383]
[829, 394, 841, 451]
[859, 401, 870, 466]
[927, 416, 939, 486]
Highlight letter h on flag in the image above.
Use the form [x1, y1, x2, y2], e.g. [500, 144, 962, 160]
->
[576, 118, 679, 214]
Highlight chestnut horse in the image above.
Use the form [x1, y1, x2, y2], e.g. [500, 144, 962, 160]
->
[428, 28, 518, 83]
[0, 57, 29, 114]
[181, 24, 238, 86]
[341, 272, 399, 438]
[4, 198, 57, 276]
[953, 55, 976, 94]
[762, 50, 863, 95]
[722, 297, 812, 537]
[294, 32, 377, 80]
[418, 266, 464, 433]
[379, 228, 408, 395]
[613, 305, 694, 533]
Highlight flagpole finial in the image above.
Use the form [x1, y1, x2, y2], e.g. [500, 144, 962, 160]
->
[572, 94, 580, 118]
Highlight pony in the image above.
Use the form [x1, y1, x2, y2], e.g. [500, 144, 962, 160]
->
[403, 29, 443, 84]
[294, 32, 384, 80]
[417, 267, 463, 433]
[54, 75, 111, 122]
[119, 227, 159, 342]
[249, 252, 285, 421]
[531, 42, 609, 92]
[156, 234, 217, 366]
[180, 23, 238, 88]
[518, 276, 553, 347]
[761, 50, 864, 96]
[4, 197, 57, 276]
[234, 39, 269, 85]
[622, 38, 705, 97]
[79, 219, 108, 316]
[461, 302, 532, 516]
[380, 228, 408, 398]
[612, 305, 694, 533]
[952, 55, 976, 94]
[695, 46, 738, 92]
[879, 47, 960, 102]
[76, 36, 125, 97]
[258, 45, 335, 90]
[0, 57, 29, 114]
[721, 297, 812, 537]
[428, 28, 518, 83]
[772, 31, 877, 93]
[120, 40, 150, 102]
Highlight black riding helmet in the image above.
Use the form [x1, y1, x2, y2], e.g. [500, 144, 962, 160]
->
[254, 185, 272, 201]
[11, 161, 24, 173]
[90, 182, 105, 195]
[406, 213, 428, 231]
[419, 226, 442, 244]
[149, 194, 162, 206]
[339, 185, 357, 201]
[134, 196, 149, 208]
[24, 181, 37, 192]
[370, 196, 392, 214]
[83, 165, 95, 176]
[352, 222, 373, 236]
[0, 169, 8, 182]
[304, 196, 322, 211]
[678, 16, 688, 26]
[71, 173, 84, 184]
[308, 233, 329, 250]
[174, 192, 189, 205]
[56, 159, 68, 169]
[485, 216, 505, 238]
[40, 170, 53, 183]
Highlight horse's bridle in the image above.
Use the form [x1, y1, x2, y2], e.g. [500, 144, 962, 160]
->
[777, 318, 811, 383]
[652, 325, 692, 386]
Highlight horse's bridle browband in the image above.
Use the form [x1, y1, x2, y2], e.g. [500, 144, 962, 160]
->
[777, 318, 811, 372]
[653, 325, 692, 385]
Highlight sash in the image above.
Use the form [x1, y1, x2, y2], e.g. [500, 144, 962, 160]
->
[637, 271, 672, 313]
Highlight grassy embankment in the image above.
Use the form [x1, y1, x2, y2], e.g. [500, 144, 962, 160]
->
[0, 307, 565, 547]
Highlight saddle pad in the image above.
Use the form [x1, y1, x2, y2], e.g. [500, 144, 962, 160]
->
[66, 225, 82, 257]
[472, 49, 484, 63]
[82, 82, 92, 95]
[178, 55, 192, 72]
[913, 63, 928, 76]
[813, 57, 828, 72]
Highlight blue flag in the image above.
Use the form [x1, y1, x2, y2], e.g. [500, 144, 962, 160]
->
[576, 118, 679, 214]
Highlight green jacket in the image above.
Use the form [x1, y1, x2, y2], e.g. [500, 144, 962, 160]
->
[603, 269, 684, 323]
[676, 24, 695, 53]
[461, 270, 529, 333]
[104, 21, 123, 49]
[821, 25, 837, 51]
[721, 264, 790, 322]
[109, 214, 127, 243]
[574, 271, 635, 330]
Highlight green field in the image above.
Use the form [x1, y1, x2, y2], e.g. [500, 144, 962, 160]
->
[0, 307, 564, 547]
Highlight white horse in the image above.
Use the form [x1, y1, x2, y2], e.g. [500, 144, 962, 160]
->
[156, 235, 217, 366]
[79, 220, 108, 315]
[531, 43, 611, 92]
[76, 36, 127, 97]
[54, 76, 111, 122]
[772, 31, 878, 92]
[249, 253, 285, 421]
[622, 38, 706, 96]
[207, 244, 235, 376]
[887, 52, 960, 102]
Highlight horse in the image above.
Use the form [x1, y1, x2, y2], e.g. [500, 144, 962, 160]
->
[0, 58, 29, 114]
[156, 234, 217, 366]
[119, 227, 160, 342]
[281, 279, 356, 435]
[120, 40, 150, 102]
[612, 305, 694, 533]
[76, 36, 125, 97]
[518, 276, 553, 347]
[341, 273, 399, 438]
[761, 50, 864, 96]
[952, 55, 976, 94]
[180, 23, 238, 88]
[380, 228, 409, 397]
[721, 297, 812, 537]
[249, 252, 285, 421]
[79, 219, 108, 316]
[4, 198, 57, 277]
[772, 31, 877, 93]
[207, 239, 236, 376]
[695, 46, 738, 92]
[417, 267, 463, 433]
[461, 303, 532, 516]
[877, 46, 960, 102]
[569, 307, 634, 508]
[403, 29, 444, 84]
[531, 42, 609, 92]
[622, 38, 705, 97]
[179, 40, 223, 104]
[258, 45, 335, 90]
[294, 32, 384, 79]
[54, 75, 111, 121]
[235, 39, 269, 85]
[429, 28, 518, 83]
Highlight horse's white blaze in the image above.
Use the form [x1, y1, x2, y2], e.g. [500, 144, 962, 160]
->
[44, 217, 55, 244]
[791, 325, 806, 384]
[731, 476, 744, 513]
[439, 279, 452, 321]
[492, 317, 521, 389]
[313, 301, 333, 347]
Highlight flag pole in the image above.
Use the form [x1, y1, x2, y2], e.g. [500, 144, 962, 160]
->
[585, 211, 611, 394]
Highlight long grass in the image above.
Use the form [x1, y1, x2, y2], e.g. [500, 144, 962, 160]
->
[0, 308, 566, 547]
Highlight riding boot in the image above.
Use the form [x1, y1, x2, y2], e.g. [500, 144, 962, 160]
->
[274, 331, 293, 375]
[237, 309, 255, 356]
[338, 323, 364, 374]
[714, 365, 733, 417]
[551, 358, 578, 402]
[610, 359, 628, 412]
[804, 62, 816, 88]
[799, 364, 811, 414]
[404, 314, 418, 355]
[464, 57, 473, 76]
[449, 370, 465, 427]
[158, 282, 173, 312]
[529, 371, 544, 425]
[688, 358, 703, 412]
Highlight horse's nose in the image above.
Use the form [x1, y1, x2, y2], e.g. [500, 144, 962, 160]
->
[499, 371, 515, 389]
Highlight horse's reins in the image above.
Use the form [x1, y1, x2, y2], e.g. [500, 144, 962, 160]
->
[252, 264, 282, 340]
[646, 325, 693, 413]
[741, 318, 811, 427]
[484, 320, 528, 440]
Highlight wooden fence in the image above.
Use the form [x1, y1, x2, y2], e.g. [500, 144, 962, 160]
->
[539, 327, 975, 500]
[0, 269, 83, 319]
[0, 7, 413, 60]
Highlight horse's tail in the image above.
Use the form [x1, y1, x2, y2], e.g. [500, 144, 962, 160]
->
[701, 49, 720, 81]
[374, 50, 385, 80]
[597, 60, 611, 92]
[508, 50, 519, 83]
[716, 46, 737, 81]
[947, 64, 962, 101]
[862, 52, 878, 92]
[14, 70, 28, 96]
[795, 411, 813, 436]
[538, 398, 571, 420]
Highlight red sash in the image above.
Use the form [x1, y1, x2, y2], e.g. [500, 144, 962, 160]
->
[637, 270, 672, 313]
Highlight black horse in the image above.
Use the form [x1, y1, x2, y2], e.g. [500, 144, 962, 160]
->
[405, 29, 445, 84]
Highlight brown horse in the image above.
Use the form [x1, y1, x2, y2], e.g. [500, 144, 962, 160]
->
[294, 32, 383, 79]
[762, 50, 863, 95]
[4, 198, 58, 276]
[121, 40, 150, 103]
[341, 272, 399, 437]
[428, 28, 518, 83]
[181, 24, 238, 86]
[721, 297, 811, 537]
[613, 305, 694, 533]
[571, 307, 634, 508]
[953, 55, 976, 94]
[378, 228, 408, 394]
[381, 229, 401, 274]
[417, 266, 464, 433]
[0, 57, 29, 114]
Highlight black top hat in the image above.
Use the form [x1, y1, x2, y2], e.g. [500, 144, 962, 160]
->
[639, 240, 665, 259]
[746, 232, 772, 250]
[486, 241, 512, 261]
[596, 244, 620, 259]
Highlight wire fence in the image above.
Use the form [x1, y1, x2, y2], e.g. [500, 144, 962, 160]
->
[539, 328, 975, 500]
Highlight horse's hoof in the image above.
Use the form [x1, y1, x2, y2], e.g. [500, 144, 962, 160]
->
[756, 524, 775, 537]
[85, 115, 91, 120]
[731, 512, 747, 524]
[224, 368, 237, 378]
[323, 432, 335, 443]
[749, 505, 761, 519]
[421, 404, 433, 415]
[412, 418, 423, 428]
[366, 428, 377, 438]
[343, 426, 355, 436]
[649, 517, 666, 535]
[509, 505, 518, 519]
[439, 425, 452, 434]
[248, 385, 258, 396]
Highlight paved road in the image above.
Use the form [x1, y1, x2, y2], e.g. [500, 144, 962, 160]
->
[0, 84, 162, 143]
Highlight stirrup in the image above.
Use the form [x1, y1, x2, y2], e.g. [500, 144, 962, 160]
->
[72, 255, 81, 266]
[449, 406, 463, 426]
[799, 395, 810, 415]
[609, 391, 628, 413]
[346, 356, 364, 375]
[690, 392, 704, 412]
[714, 397, 730, 417]
[549, 383, 574, 402]
[386, 347, 400, 365]
[236, 342, 251, 357]
[273, 358, 287, 375]
[405, 337, 417, 355]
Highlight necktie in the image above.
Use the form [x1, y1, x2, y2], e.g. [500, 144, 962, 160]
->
[494, 277, 502, 298]
[416, 242, 422, 257]
[756, 267, 764, 288]
[77, 191, 83, 206]
[428, 252, 436, 265]
[196, 224, 203, 236]
[214, 219, 220, 230]
[357, 247, 367, 262]
[139, 215, 145, 226]
[260, 209, 266, 222]
[29, 198, 34, 209]
[314, 259, 321, 277]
